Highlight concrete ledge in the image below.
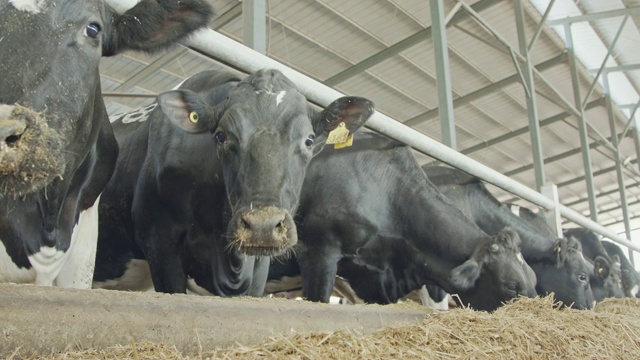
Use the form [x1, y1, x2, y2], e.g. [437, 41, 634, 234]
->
[0, 284, 428, 356]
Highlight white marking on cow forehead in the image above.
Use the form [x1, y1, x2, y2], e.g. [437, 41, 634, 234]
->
[0, 240, 36, 283]
[9, 0, 45, 13]
[510, 205, 520, 217]
[516, 252, 525, 265]
[276, 91, 286, 106]
[105, 0, 142, 14]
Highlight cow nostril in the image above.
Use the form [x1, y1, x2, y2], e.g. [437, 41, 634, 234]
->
[5, 134, 21, 146]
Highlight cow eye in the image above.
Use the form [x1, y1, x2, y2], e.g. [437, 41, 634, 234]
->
[578, 274, 588, 283]
[214, 130, 227, 144]
[84, 23, 102, 39]
[505, 283, 517, 293]
[305, 134, 315, 147]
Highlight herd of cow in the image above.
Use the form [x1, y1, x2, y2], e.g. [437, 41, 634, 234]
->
[0, 0, 638, 314]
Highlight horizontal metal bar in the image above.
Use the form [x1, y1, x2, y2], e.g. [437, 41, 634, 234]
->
[547, 6, 640, 26]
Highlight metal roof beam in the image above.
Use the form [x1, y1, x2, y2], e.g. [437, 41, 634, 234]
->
[547, 6, 640, 26]
[322, 0, 500, 87]
[459, 96, 604, 155]
[591, 63, 640, 73]
[404, 53, 566, 126]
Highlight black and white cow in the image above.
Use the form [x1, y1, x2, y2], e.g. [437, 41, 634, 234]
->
[601, 240, 640, 298]
[0, 0, 213, 287]
[563, 228, 624, 301]
[424, 166, 596, 309]
[268, 131, 537, 311]
[93, 69, 374, 295]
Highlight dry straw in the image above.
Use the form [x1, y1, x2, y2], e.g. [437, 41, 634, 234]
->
[17, 296, 640, 360]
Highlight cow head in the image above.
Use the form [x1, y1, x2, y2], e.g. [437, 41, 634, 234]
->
[530, 237, 595, 309]
[448, 228, 538, 311]
[157, 69, 374, 256]
[588, 256, 624, 301]
[0, 0, 213, 197]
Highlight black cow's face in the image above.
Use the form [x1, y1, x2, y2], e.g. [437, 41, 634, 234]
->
[449, 228, 538, 311]
[531, 237, 595, 309]
[219, 71, 373, 256]
[0, 0, 212, 197]
[158, 69, 374, 257]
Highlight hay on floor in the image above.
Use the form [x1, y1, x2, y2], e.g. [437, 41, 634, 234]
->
[16, 296, 640, 360]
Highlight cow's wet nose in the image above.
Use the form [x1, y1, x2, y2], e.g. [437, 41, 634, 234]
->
[0, 119, 26, 146]
[240, 207, 288, 239]
[0, 105, 26, 148]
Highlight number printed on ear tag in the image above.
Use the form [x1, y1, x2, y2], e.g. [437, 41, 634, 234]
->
[334, 134, 354, 149]
[326, 122, 349, 145]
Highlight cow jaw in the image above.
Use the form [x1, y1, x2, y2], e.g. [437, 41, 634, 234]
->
[0, 105, 65, 197]
[230, 206, 297, 256]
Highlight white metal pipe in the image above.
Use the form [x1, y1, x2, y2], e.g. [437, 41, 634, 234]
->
[184, 29, 640, 252]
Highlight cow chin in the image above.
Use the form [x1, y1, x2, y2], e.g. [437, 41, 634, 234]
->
[229, 205, 298, 256]
[0, 105, 65, 197]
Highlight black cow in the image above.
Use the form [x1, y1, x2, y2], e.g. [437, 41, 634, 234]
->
[269, 131, 537, 311]
[0, 0, 212, 287]
[424, 166, 595, 309]
[563, 228, 624, 301]
[601, 240, 640, 298]
[509, 205, 623, 301]
[93, 69, 374, 295]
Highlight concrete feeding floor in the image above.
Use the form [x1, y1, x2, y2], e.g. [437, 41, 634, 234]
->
[0, 283, 428, 356]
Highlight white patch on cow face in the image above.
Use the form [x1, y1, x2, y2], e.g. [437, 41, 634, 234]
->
[631, 284, 639, 297]
[516, 252, 525, 265]
[9, 0, 44, 13]
[92, 259, 154, 291]
[510, 205, 520, 217]
[276, 91, 286, 106]
[0, 240, 36, 283]
[54, 195, 101, 288]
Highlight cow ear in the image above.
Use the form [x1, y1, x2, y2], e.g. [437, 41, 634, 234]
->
[103, 0, 214, 56]
[593, 256, 611, 280]
[157, 90, 215, 133]
[312, 97, 374, 144]
[449, 259, 481, 291]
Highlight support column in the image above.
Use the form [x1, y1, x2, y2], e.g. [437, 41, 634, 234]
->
[514, 0, 545, 191]
[430, 0, 457, 150]
[564, 24, 598, 222]
[243, 0, 267, 54]
[604, 75, 634, 266]
[541, 184, 562, 238]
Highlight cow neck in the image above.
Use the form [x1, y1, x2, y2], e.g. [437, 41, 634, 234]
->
[402, 176, 490, 262]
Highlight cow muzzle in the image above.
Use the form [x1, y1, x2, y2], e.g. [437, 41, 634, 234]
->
[0, 105, 26, 166]
[230, 206, 297, 256]
[0, 104, 65, 197]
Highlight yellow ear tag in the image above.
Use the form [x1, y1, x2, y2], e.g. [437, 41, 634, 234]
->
[325, 122, 349, 145]
[189, 111, 199, 123]
[334, 134, 353, 149]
